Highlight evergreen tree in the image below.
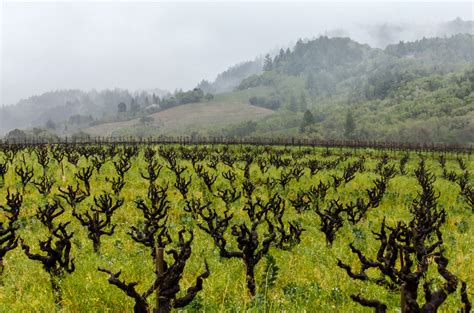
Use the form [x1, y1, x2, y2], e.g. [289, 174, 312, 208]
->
[197, 79, 212, 93]
[117, 102, 127, 113]
[130, 97, 140, 112]
[289, 94, 298, 112]
[152, 94, 161, 105]
[344, 111, 356, 139]
[273, 48, 286, 66]
[204, 93, 214, 101]
[263, 54, 273, 71]
[279, 48, 285, 58]
[300, 109, 315, 132]
[306, 72, 316, 93]
[300, 93, 308, 112]
[46, 118, 56, 130]
[295, 39, 304, 52]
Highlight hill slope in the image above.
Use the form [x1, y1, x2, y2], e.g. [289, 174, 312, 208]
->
[2, 31, 473, 144]
[232, 34, 474, 143]
[84, 99, 273, 137]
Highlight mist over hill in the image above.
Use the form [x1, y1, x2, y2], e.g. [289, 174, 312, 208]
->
[235, 34, 473, 142]
[1, 17, 473, 143]
[0, 89, 168, 135]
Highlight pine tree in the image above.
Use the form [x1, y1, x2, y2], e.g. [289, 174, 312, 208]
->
[117, 102, 127, 113]
[306, 72, 316, 93]
[289, 95, 298, 112]
[300, 110, 315, 132]
[300, 93, 308, 112]
[344, 111, 356, 139]
[273, 48, 285, 65]
[152, 94, 161, 105]
[279, 48, 285, 59]
[46, 119, 56, 130]
[263, 54, 273, 71]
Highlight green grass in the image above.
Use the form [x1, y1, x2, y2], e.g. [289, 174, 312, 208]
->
[83, 91, 274, 137]
[0, 145, 472, 312]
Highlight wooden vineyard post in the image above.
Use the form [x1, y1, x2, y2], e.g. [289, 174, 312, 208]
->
[0, 259, 4, 286]
[156, 245, 164, 312]
[401, 283, 407, 313]
[400, 246, 407, 313]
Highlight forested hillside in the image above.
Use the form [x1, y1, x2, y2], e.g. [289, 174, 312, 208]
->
[231, 34, 474, 143]
[0, 88, 169, 135]
[2, 34, 473, 143]
[197, 59, 263, 94]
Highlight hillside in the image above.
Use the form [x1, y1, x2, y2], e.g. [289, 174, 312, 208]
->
[197, 59, 263, 94]
[0, 88, 169, 135]
[233, 34, 474, 143]
[2, 32, 473, 144]
[83, 98, 273, 137]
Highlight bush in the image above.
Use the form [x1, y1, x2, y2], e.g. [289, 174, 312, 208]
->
[139, 116, 154, 124]
[249, 96, 281, 110]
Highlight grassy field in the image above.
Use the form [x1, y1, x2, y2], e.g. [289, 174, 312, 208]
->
[0, 144, 472, 312]
[84, 92, 273, 137]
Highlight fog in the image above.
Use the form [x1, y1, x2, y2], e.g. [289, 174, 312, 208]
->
[1, 1, 472, 106]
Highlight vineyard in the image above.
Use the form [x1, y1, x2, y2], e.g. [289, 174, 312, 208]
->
[0, 142, 472, 312]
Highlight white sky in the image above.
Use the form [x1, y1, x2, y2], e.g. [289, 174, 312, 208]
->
[1, 1, 473, 105]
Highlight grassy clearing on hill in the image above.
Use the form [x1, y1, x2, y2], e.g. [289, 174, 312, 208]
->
[84, 94, 273, 137]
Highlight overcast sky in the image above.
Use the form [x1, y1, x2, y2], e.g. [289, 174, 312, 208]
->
[1, 1, 472, 105]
